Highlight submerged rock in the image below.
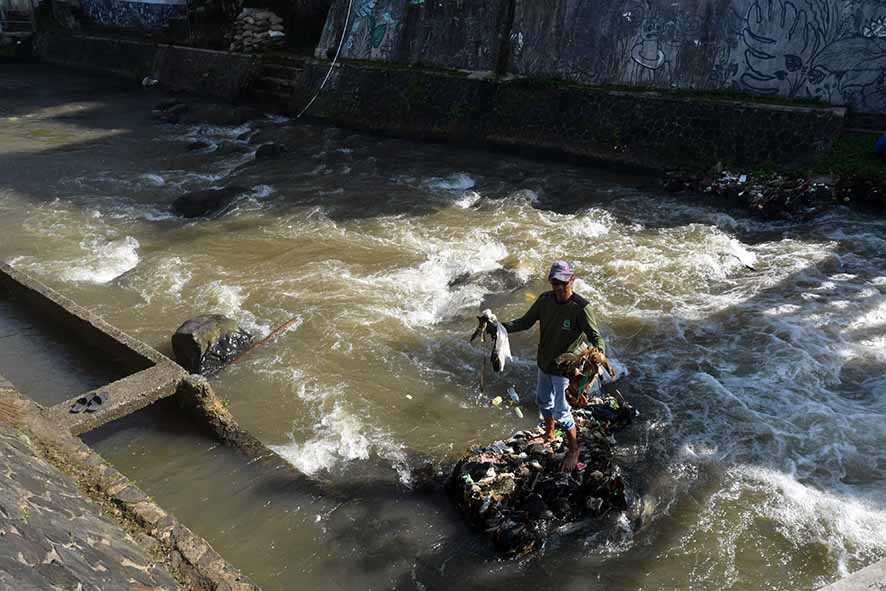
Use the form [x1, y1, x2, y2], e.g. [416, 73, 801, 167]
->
[172, 314, 253, 375]
[171, 186, 246, 218]
[448, 393, 636, 558]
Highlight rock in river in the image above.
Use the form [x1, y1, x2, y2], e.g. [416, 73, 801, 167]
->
[171, 186, 246, 218]
[172, 314, 253, 375]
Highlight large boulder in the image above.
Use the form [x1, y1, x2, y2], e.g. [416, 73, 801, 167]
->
[172, 314, 253, 375]
[171, 186, 246, 218]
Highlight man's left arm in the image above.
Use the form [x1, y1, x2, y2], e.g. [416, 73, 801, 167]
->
[578, 305, 605, 354]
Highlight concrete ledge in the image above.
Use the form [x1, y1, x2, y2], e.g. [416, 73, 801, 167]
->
[1, 261, 164, 371]
[819, 559, 886, 590]
[174, 374, 279, 458]
[49, 361, 187, 436]
[0, 385, 261, 591]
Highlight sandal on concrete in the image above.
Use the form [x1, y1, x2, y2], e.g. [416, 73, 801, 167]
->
[69, 397, 89, 414]
[84, 392, 108, 413]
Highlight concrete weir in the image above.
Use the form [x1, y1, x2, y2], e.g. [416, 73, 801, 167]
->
[0, 261, 271, 591]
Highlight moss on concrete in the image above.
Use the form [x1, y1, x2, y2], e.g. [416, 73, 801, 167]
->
[509, 75, 833, 109]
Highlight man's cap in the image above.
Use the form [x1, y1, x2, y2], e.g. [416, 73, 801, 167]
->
[548, 260, 574, 282]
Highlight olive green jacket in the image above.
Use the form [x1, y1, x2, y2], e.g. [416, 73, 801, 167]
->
[502, 291, 605, 375]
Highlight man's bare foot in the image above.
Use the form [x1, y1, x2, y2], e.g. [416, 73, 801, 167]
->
[542, 417, 557, 442]
[561, 448, 580, 472]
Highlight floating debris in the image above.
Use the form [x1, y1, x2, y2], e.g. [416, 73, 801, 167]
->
[448, 393, 637, 557]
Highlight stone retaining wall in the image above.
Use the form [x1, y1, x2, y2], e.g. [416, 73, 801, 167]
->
[298, 60, 845, 169]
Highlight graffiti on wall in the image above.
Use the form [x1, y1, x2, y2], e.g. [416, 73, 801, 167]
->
[508, 0, 886, 111]
[733, 0, 886, 110]
[80, 0, 186, 30]
[336, 0, 405, 59]
[315, 0, 886, 110]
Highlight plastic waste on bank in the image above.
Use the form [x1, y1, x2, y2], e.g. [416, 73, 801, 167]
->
[491, 396, 503, 407]
[507, 386, 520, 404]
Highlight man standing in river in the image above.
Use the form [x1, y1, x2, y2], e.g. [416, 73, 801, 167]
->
[500, 261, 606, 472]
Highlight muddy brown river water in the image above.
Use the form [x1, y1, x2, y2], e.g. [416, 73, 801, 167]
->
[1, 63, 885, 590]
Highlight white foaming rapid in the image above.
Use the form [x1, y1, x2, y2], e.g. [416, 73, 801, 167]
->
[122, 256, 192, 304]
[194, 280, 270, 336]
[60, 236, 140, 284]
[422, 172, 476, 192]
[271, 400, 411, 484]
[455, 190, 482, 209]
[368, 227, 508, 327]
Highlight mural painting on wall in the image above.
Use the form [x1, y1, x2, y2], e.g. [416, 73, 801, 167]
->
[80, 0, 186, 30]
[339, 0, 409, 59]
[732, 0, 886, 111]
[510, 0, 886, 110]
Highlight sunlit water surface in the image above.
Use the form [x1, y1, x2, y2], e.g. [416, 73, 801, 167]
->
[2, 65, 884, 590]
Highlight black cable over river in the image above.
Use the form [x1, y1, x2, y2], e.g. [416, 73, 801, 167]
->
[1, 64, 884, 590]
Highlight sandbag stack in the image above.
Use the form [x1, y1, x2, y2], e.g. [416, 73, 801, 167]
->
[228, 8, 285, 53]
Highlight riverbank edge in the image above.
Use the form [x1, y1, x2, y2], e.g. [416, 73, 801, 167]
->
[0, 262, 308, 591]
[33, 33, 849, 172]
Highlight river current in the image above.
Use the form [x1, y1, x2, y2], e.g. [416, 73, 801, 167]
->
[2, 65, 885, 590]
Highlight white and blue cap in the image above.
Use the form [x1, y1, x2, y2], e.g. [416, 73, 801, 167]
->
[548, 260, 574, 282]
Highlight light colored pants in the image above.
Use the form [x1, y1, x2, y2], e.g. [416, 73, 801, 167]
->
[535, 368, 575, 430]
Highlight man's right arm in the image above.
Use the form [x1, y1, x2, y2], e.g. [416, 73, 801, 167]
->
[501, 295, 542, 334]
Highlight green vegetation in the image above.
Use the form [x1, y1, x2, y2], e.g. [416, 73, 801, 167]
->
[750, 132, 886, 182]
[813, 132, 885, 181]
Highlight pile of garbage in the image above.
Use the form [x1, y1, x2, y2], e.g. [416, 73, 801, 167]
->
[663, 168, 886, 218]
[448, 393, 636, 557]
[228, 9, 285, 53]
[663, 169, 837, 219]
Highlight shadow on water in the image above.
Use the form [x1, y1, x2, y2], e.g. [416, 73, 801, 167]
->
[0, 283, 129, 405]
[1, 62, 757, 235]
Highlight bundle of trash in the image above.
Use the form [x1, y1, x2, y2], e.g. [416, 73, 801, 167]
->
[448, 393, 636, 557]
[228, 9, 285, 53]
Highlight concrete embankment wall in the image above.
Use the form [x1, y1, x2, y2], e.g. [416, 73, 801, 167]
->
[297, 59, 845, 169]
[317, 0, 886, 114]
[35, 34, 260, 101]
[35, 34, 845, 170]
